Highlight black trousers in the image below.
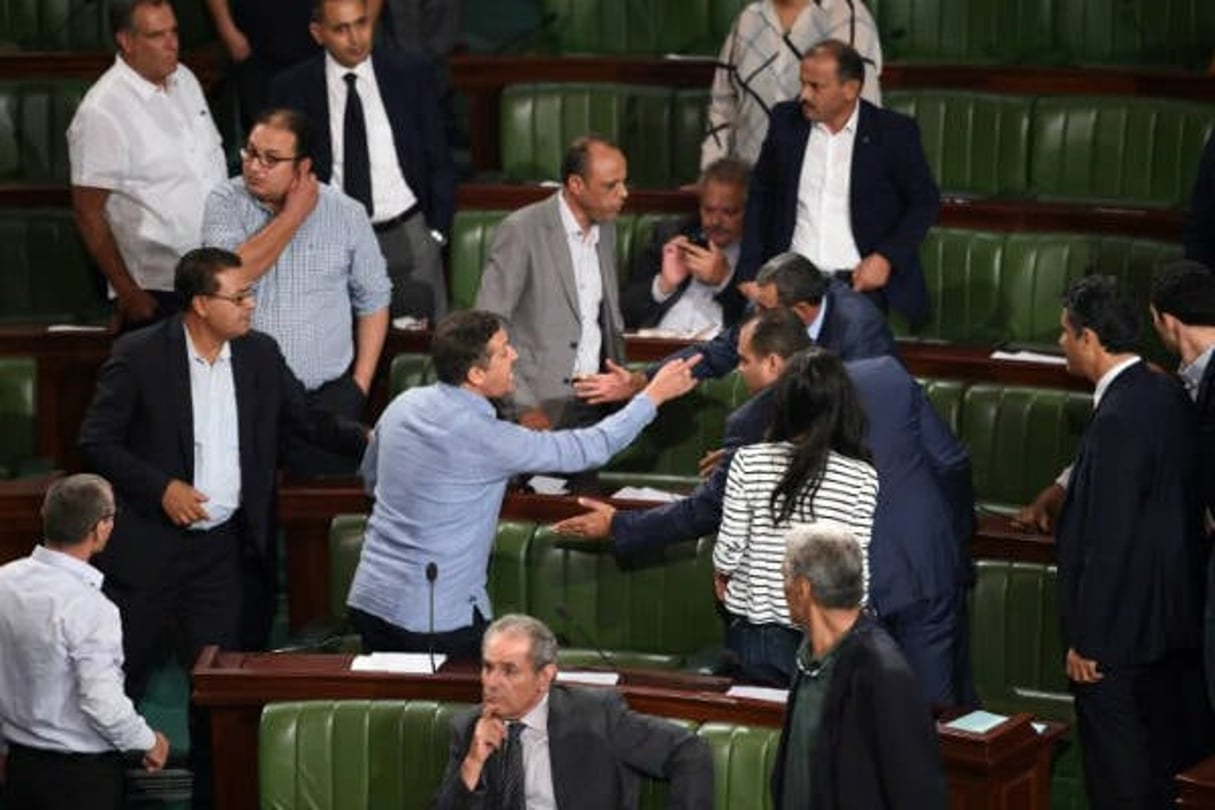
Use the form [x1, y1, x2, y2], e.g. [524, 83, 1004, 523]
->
[282, 373, 366, 480]
[350, 606, 488, 662]
[3, 743, 125, 810]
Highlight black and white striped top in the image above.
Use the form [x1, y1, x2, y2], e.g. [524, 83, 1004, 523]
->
[713, 442, 879, 627]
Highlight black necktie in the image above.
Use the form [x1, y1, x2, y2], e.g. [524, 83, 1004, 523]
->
[499, 721, 525, 810]
[342, 72, 373, 216]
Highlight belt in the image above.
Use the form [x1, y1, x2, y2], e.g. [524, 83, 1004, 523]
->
[373, 204, 421, 233]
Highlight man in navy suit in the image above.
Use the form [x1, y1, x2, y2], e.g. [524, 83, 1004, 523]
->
[1055, 275, 1210, 807]
[269, 0, 455, 323]
[738, 39, 939, 324]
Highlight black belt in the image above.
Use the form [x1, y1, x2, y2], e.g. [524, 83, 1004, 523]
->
[373, 204, 421, 233]
[7, 741, 123, 761]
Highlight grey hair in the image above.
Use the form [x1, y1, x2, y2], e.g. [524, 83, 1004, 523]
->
[784, 523, 864, 609]
[484, 614, 559, 671]
[42, 473, 114, 546]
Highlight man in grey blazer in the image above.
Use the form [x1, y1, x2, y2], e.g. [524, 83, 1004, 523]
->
[435, 614, 714, 809]
[475, 136, 629, 429]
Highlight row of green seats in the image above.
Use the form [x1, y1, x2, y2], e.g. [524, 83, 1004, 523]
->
[0, 0, 214, 51]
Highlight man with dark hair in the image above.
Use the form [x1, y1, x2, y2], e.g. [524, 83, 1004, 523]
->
[474, 135, 629, 430]
[201, 106, 391, 478]
[773, 524, 944, 809]
[269, 0, 455, 324]
[620, 157, 751, 335]
[0, 474, 169, 810]
[435, 613, 712, 809]
[1055, 274, 1210, 806]
[69, 0, 227, 330]
[738, 38, 939, 323]
[347, 311, 700, 658]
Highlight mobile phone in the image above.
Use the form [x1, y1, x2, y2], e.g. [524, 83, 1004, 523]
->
[686, 231, 710, 250]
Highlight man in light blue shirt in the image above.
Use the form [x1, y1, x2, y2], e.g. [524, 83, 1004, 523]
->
[348, 310, 701, 658]
[0, 474, 169, 810]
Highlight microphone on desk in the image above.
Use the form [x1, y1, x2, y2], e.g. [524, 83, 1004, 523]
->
[426, 562, 439, 674]
[553, 604, 615, 670]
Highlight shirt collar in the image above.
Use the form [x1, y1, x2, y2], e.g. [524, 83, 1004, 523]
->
[439, 382, 496, 418]
[557, 191, 599, 246]
[114, 53, 178, 101]
[31, 544, 104, 591]
[806, 294, 829, 342]
[815, 99, 860, 137]
[518, 690, 550, 735]
[1093, 355, 1140, 409]
[1179, 345, 1214, 402]
[184, 323, 232, 365]
[325, 51, 374, 85]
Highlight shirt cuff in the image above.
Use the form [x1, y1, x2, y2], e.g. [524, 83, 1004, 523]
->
[651, 275, 675, 303]
[1055, 465, 1072, 489]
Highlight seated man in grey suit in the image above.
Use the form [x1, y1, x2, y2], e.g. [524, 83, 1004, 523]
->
[475, 135, 629, 430]
[435, 614, 713, 809]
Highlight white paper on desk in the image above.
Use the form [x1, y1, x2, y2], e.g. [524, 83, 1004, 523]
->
[557, 670, 621, 686]
[47, 324, 109, 332]
[528, 475, 569, 495]
[989, 349, 1068, 366]
[1032, 722, 1048, 735]
[350, 652, 446, 674]
[611, 486, 685, 503]
[726, 685, 789, 704]
[944, 710, 1009, 734]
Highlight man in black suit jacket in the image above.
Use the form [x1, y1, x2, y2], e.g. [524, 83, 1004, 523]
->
[1055, 275, 1209, 807]
[269, 0, 455, 322]
[435, 614, 713, 809]
[738, 39, 939, 324]
[1186, 132, 1215, 269]
[78, 248, 367, 697]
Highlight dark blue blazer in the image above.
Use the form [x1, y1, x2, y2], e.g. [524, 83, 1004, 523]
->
[1185, 132, 1215, 269]
[1056, 362, 1204, 668]
[738, 100, 940, 324]
[268, 49, 456, 237]
[666, 279, 897, 380]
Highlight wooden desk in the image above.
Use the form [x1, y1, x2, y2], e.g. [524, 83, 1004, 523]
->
[193, 646, 1063, 810]
[1177, 754, 1215, 807]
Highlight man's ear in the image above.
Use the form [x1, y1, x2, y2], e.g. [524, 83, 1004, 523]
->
[297, 156, 314, 177]
[115, 30, 133, 59]
[466, 364, 486, 389]
[538, 663, 558, 691]
[308, 22, 324, 46]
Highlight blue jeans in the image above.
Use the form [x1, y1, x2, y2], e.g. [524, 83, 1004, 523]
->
[725, 616, 802, 687]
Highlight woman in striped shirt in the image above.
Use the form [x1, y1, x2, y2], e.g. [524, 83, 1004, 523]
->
[713, 347, 878, 686]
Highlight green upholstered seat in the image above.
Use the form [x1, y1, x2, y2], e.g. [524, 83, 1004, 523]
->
[0, 357, 35, 479]
[259, 700, 780, 810]
[448, 209, 508, 312]
[918, 377, 967, 435]
[1030, 96, 1215, 209]
[0, 207, 105, 325]
[0, 0, 213, 49]
[387, 353, 437, 398]
[960, 384, 1090, 514]
[0, 80, 88, 183]
[537, 0, 744, 56]
[885, 90, 1032, 198]
[1049, 0, 1215, 69]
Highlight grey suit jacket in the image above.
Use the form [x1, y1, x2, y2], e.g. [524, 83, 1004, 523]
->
[474, 192, 625, 425]
[434, 684, 713, 810]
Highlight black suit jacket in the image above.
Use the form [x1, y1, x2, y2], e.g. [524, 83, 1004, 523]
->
[268, 49, 456, 237]
[78, 316, 367, 589]
[619, 214, 748, 331]
[435, 684, 713, 810]
[1198, 358, 1215, 520]
[1185, 132, 1215, 269]
[1056, 361, 1205, 667]
[738, 100, 940, 324]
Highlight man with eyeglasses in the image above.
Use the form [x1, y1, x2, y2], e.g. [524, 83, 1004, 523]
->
[201, 106, 391, 479]
[0, 474, 169, 810]
[68, 0, 227, 331]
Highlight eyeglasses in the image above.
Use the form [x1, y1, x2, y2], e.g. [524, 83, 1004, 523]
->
[239, 147, 297, 169]
[207, 290, 256, 305]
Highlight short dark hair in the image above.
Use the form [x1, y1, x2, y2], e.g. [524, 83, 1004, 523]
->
[110, 0, 170, 39]
[251, 107, 313, 161]
[1151, 260, 1215, 328]
[1062, 274, 1142, 354]
[744, 308, 812, 361]
[175, 247, 242, 308]
[808, 39, 866, 89]
[699, 156, 751, 192]
[432, 310, 504, 385]
[560, 134, 617, 185]
[756, 252, 829, 307]
[42, 474, 113, 547]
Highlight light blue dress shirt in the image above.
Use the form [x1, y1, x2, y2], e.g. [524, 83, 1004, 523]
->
[348, 383, 657, 632]
[0, 546, 155, 755]
[185, 327, 240, 530]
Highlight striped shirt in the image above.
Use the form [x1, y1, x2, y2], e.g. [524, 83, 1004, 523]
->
[714, 442, 878, 627]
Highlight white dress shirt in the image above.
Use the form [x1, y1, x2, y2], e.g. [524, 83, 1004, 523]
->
[185, 327, 241, 529]
[67, 56, 227, 294]
[0, 545, 156, 755]
[518, 692, 557, 810]
[790, 101, 862, 274]
[556, 192, 604, 377]
[324, 53, 417, 223]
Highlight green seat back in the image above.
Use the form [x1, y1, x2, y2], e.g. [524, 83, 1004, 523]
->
[996, 232, 1094, 345]
[918, 377, 967, 435]
[1051, 0, 1215, 69]
[906, 227, 1008, 343]
[960, 384, 1090, 513]
[487, 520, 538, 616]
[328, 515, 368, 625]
[617, 212, 683, 288]
[0, 357, 35, 477]
[0, 0, 213, 49]
[0, 207, 106, 324]
[0, 81, 88, 183]
[1030, 96, 1215, 208]
[388, 353, 437, 398]
[449, 209, 508, 311]
[538, 0, 743, 55]
[885, 90, 1031, 198]
[867, 0, 1047, 64]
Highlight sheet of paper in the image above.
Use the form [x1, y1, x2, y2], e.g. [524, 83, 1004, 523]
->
[528, 475, 568, 495]
[989, 349, 1068, 366]
[726, 685, 789, 704]
[943, 710, 1009, 734]
[611, 486, 685, 503]
[47, 324, 109, 332]
[556, 670, 621, 686]
[350, 652, 445, 674]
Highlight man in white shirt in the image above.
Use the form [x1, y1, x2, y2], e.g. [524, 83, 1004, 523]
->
[68, 0, 227, 330]
[0, 474, 168, 810]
